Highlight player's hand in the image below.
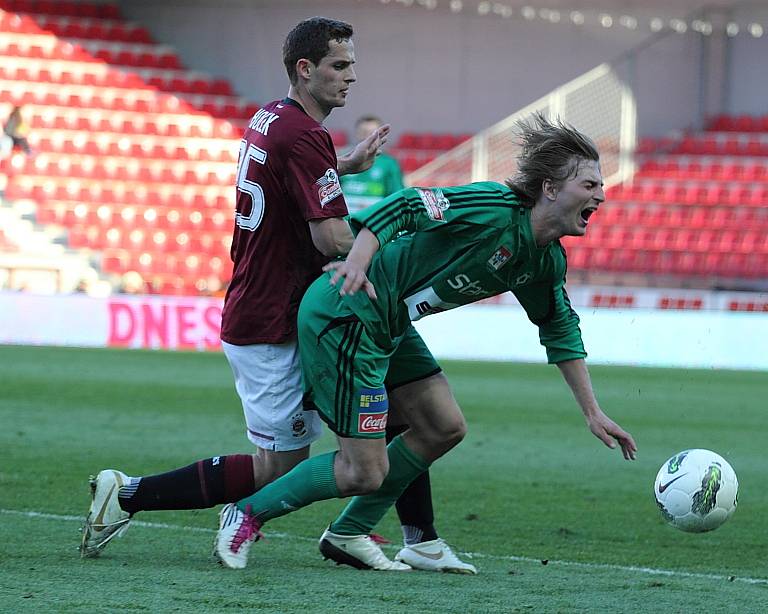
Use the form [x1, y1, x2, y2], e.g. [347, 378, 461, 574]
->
[323, 260, 377, 300]
[586, 411, 637, 460]
[340, 124, 391, 174]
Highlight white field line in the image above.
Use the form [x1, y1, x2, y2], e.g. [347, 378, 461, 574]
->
[3, 508, 767, 586]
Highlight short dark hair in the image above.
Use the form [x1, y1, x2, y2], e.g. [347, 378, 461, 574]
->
[283, 17, 354, 85]
[506, 112, 600, 205]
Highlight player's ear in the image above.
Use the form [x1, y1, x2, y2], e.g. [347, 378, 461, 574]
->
[296, 59, 312, 81]
[542, 178, 558, 202]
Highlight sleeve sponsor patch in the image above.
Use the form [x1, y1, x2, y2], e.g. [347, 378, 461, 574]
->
[315, 168, 343, 207]
[415, 187, 450, 222]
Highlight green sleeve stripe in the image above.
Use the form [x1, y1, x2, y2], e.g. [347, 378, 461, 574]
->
[447, 183, 499, 194]
[447, 184, 515, 200]
[449, 201, 516, 210]
[366, 200, 420, 235]
[359, 199, 404, 228]
[362, 203, 410, 235]
[360, 192, 419, 232]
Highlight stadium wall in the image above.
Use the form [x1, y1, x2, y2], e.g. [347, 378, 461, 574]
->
[727, 5, 768, 116]
[118, 1, 768, 136]
[119, 0, 650, 136]
[1, 291, 766, 371]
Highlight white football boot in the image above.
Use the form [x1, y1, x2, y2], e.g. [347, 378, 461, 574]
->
[395, 538, 477, 574]
[80, 469, 132, 558]
[319, 527, 411, 571]
[213, 503, 263, 569]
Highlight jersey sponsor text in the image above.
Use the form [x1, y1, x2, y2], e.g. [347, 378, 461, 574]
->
[446, 273, 492, 297]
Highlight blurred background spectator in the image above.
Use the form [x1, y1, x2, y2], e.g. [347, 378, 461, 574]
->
[1, 105, 33, 158]
[339, 115, 404, 214]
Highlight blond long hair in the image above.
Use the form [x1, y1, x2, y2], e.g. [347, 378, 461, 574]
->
[506, 112, 599, 206]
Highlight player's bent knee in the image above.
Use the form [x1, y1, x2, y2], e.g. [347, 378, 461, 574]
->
[335, 457, 388, 496]
[430, 411, 467, 449]
[446, 413, 468, 444]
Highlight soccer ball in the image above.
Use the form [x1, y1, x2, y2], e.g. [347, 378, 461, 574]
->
[653, 449, 738, 533]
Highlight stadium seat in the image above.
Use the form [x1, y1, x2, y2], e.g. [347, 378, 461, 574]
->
[6, 7, 764, 288]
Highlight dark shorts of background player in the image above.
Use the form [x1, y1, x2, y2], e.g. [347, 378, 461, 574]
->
[298, 277, 440, 440]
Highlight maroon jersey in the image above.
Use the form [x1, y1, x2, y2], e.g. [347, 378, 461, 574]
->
[221, 98, 348, 345]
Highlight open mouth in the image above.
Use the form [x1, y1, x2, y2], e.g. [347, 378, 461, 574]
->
[580, 206, 598, 224]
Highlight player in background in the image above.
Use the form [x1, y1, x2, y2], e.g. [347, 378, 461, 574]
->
[81, 16, 474, 574]
[340, 115, 404, 214]
[213, 113, 638, 570]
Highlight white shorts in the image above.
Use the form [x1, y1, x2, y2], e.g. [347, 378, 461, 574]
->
[221, 340, 323, 451]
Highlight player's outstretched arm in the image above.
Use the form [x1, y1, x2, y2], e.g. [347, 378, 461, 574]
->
[556, 358, 637, 461]
[337, 124, 391, 175]
[323, 228, 380, 299]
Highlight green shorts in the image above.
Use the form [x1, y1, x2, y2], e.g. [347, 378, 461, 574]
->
[298, 276, 440, 439]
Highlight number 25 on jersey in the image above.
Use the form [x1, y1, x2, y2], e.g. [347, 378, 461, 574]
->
[235, 141, 267, 231]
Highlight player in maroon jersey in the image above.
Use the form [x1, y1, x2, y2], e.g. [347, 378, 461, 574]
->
[80, 17, 473, 574]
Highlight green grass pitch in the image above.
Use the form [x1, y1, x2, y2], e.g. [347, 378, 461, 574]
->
[1, 345, 766, 612]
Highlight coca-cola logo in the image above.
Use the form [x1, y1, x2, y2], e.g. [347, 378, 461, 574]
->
[358, 412, 388, 433]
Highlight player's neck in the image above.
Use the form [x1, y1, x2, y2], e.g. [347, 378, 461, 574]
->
[287, 86, 330, 123]
[529, 202, 561, 247]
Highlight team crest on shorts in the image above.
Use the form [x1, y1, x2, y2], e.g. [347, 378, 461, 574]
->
[290, 412, 308, 438]
[315, 168, 343, 207]
[357, 387, 388, 434]
[415, 188, 450, 222]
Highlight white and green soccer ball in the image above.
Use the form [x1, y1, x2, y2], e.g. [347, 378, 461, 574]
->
[654, 449, 738, 533]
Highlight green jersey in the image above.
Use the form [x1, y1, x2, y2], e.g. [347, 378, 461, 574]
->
[342, 181, 586, 364]
[339, 153, 404, 213]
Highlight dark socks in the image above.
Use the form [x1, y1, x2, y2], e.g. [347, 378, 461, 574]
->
[387, 424, 438, 544]
[118, 454, 255, 514]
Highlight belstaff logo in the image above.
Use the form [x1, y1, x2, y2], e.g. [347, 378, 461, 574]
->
[359, 392, 386, 408]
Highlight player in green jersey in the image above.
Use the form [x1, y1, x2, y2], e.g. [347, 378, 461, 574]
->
[213, 113, 638, 571]
[340, 115, 405, 213]
[340, 114, 467, 571]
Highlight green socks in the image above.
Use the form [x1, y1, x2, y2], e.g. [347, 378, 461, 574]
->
[330, 435, 430, 536]
[236, 451, 338, 521]
[234, 436, 430, 533]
